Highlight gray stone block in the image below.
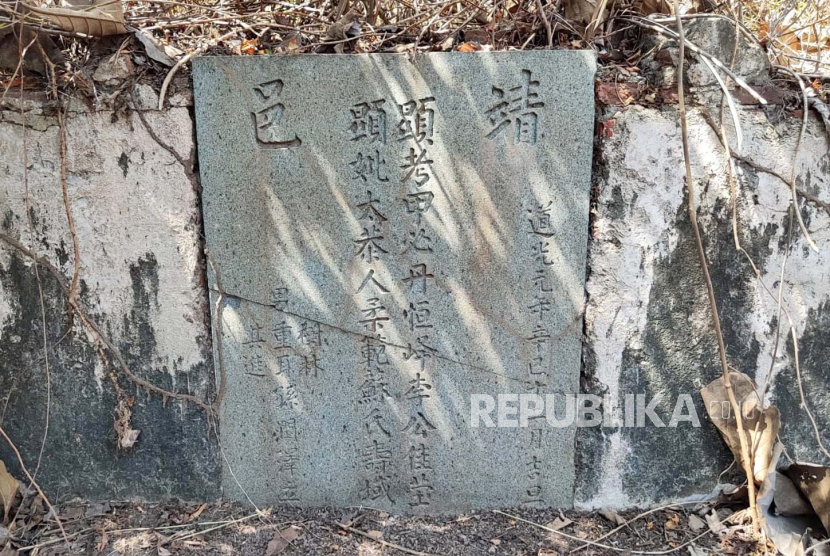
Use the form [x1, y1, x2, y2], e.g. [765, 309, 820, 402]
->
[193, 52, 596, 513]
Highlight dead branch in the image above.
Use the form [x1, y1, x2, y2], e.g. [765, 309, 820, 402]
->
[673, 1, 759, 532]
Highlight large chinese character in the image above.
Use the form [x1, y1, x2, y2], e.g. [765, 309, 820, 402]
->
[402, 263, 435, 295]
[356, 190, 387, 223]
[354, 225, 388, 262]
[400, 148, 433, 188]
[251, 79, 301, 148]
[349, 100, 387, 143]
[356, 269, 390, 295]
[528, 201, 554, 237]
[402, 411, 437, 438]
[405, 373, 433, 403]
[403, 191, 435, 224]
[349, 150, 389, 183]
[485, 69, 544, 145]
[360, 297, 390, 335]
[397, 97, 435, 145]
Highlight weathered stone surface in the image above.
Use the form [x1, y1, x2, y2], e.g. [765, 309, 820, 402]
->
[0, 99, 219, 501]
[578, 105, 830, 508]
[640, 19, 771, 90]
[194, 52, 596, 513]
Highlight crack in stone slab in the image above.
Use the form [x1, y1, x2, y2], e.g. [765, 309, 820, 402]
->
[210, 287, 582, 390]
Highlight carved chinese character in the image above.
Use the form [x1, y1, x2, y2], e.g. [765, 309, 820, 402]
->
[532, 240, 555, 267]
[533, 268, 553, 293]
[365, 407, 392, 437]
[272, 320, 293, 349]
[362, 337, 390, 367]
[349, 100, 387, 143]
[408, 443, 433, 471]
[400, 148, 433, 188]
[524, 484, 543, 504]
[360, 297, 390, 336]
[300, 354, 323, 378]
[405, 228, 433, 253]
[527, 296, 551, 320]
[361, 476, 394, 504]
[529, 428, 544, 450]
[402, 335, 437, 372]
[397, 97, 435, 145]
[356, 190, 387, 223]
[404, 300, 434, 332]
[276, 353, 293, 376]
[276, 418, 298, 444]
[270, 286, 289, 310]
[275, 384, 299, 409]
[403, 191, 435, 224]
[243, 320, 264, 345]
[402, 411, 437, 438]
[485, 69, 544, 145]
[357, 269, 390, 295]
[297, 320, 322, 348]
[251, 79, 301, 148]
[405, 372, 433, 403]
[402, 263, 435, 295]
[243, 343, 267, 375]
[354, 225, 388, 263]
[528, 201, 554, 237]
[408, 473, 434, 507]
[349, 150, 389, 183]
[361, 439, 393, 474]
[359, 367, 391, 405]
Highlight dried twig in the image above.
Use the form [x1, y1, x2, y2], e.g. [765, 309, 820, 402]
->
[776, 65, 820, 252]
[336, 522, 434, 556]
[496, 510, 715, 555]
[673, 1, 759, 532]
[0, 232, 214, 415]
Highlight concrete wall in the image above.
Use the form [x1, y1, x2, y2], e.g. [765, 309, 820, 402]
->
[0, 91, 218, 500]
[0, 66, 828, 507]
[577, 104, 830, 508]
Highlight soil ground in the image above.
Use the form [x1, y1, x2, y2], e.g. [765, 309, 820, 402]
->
[3, 499, 770, 555]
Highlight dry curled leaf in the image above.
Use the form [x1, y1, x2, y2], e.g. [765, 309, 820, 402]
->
[457, 41, 481, 52]
[265, 526, 301, 555]
[0, 461, 19, 523]
[23, 0, 126, 37]
[701, 372, 780, 484]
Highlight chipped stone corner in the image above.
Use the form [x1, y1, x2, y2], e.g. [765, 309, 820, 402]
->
[0, 83, 219, 501]
[577, 100, 830, 509]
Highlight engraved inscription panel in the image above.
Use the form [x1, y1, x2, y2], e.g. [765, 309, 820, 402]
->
[194, 52, 596, 513]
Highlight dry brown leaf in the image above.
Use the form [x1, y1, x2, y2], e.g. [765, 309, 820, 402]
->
[0, 461, 19, 523]
[664, 513, 680, 530]
[457, 41, 481, 52]
[241, 39, 258, 55]
[786, 464, 830, 534]
[705, 511, 725, 534]
[599, 507, 625, 526]
[688, 514, 706, 532]
[701, 372, 780, 484]
[265, 526, 301, 556]
[546, 516, 574, 530]
[23, 0, 126, 37]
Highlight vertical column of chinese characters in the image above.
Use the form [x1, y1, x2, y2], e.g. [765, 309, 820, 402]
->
[483, 68, 549, 506]
[267, 289, 304, 504]
[397, 96, 439, 509]
[523, 201, 556, 506]
[348, 99, 396, 505]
